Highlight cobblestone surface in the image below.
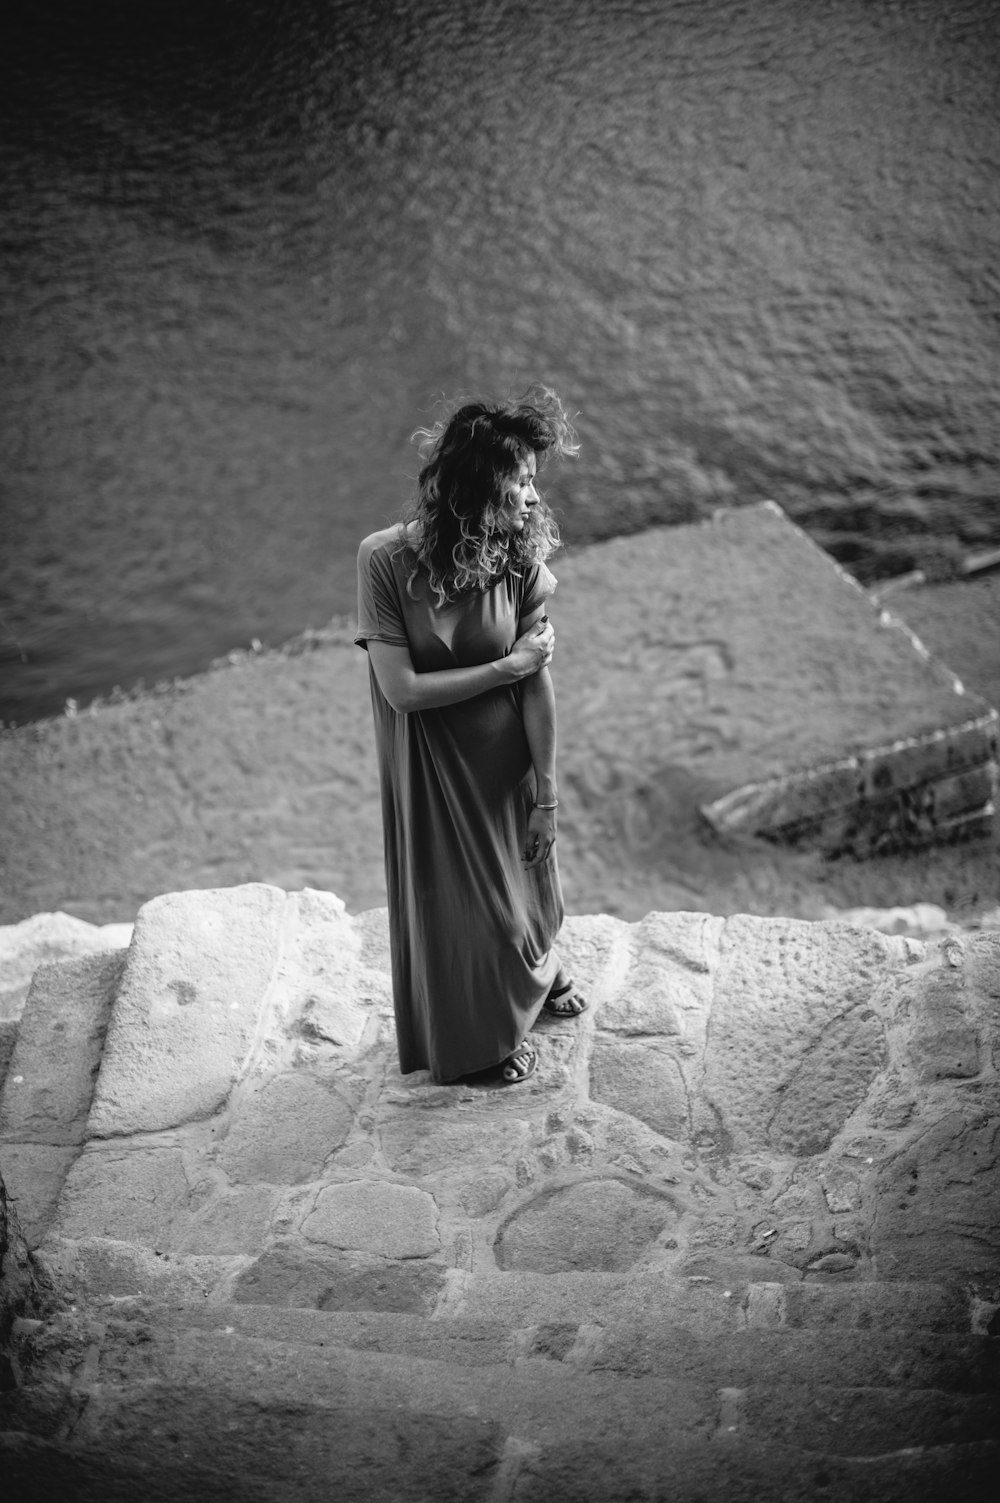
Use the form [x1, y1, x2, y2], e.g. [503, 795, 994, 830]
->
[1, 884, 998, 1499]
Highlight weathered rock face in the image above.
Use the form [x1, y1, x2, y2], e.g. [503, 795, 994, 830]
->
[1, 884, 996, 1294]
[0, 912, 132, 1024]
[85, 884, 289, 1137]
[0, 1172, 44, 1389]
[1, 885, 998, 1499]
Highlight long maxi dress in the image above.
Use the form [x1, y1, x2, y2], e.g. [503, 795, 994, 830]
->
[355, 524, 564, 1082]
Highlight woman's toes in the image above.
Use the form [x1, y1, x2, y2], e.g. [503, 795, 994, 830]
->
[501, 1044, 537, 1083]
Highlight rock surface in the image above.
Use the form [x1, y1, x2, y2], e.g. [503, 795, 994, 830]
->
[556, 506, 997, 858]
[0, 1170, 45, 1389]
[2, 509, 998, 938]
[0, 912, 132, 1023]
[1, 883, 997, 1498]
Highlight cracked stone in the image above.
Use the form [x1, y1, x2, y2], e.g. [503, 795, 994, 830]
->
[872, 1110, 1000, 1283]
[494, 1178, 677, 1272]
[589, 1039, 689, 1140]
[806, 1252, 858, 1275]
[820, 1164, 861, 1214]
[905, 971, 981, 1081]
[233, 1244, 447, 1312]
[460, 1169, 514, 1219]
[217, 1071, 353, 1185]
[380, 1116, 532, 1177]
[52, 1145, 192, 1249]
[301, 1180, 440, 1258]
[700, 916, 894, 1154]
[178, 1185, 282, 1255]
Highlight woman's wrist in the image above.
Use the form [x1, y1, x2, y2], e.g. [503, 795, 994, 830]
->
[534, 779, 558, 806]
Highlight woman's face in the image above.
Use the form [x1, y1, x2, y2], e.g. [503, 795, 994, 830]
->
[499, 453, 539, 532]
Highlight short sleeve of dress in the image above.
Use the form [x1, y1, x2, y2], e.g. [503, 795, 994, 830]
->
[355, 533, 411, 651]
[519, 559, 558, 622]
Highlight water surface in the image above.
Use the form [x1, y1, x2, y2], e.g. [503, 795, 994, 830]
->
[2, 0, 997, 722]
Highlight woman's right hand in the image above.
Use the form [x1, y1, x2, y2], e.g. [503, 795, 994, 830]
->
[506, 617, 555, 679]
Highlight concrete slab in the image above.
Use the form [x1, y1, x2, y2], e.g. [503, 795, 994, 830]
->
[554, 503, 998, 853]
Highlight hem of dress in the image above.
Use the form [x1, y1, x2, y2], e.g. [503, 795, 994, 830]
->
[416, 987, 554, 1085]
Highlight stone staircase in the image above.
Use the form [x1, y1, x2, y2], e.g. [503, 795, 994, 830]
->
[2, 884, 998, 1500]
[4, 1273, 997, 1499]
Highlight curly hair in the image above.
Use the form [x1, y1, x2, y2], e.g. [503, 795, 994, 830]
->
[400, 385, 578, 604]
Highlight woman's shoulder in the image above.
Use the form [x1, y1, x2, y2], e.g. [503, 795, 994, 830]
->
[521, 555, 558, 597]
[358, 521, 416, 566]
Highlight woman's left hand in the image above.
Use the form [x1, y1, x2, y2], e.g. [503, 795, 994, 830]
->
[523, 804, 557, 867]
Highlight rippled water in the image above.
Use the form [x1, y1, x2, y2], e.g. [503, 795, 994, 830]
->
[2, 0, 998, 722]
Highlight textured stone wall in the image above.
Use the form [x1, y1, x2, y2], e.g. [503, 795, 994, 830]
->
[0, 1173, 43, 1385]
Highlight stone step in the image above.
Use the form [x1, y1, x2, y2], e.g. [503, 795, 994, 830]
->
[0, 952, 124, 1147]
[447, 1269, 980, 1335]
[0, 951, 124, 1247]
[152, 1299, 1000, 1395]
[503, 1432, 998, 1503]
[39, 1230, 986, 1341]
[0, 910, 133, 1027]
[587, 1323, 1000, 1395]
[3, 1424, 992, 1503]
[1, 1427, 996, 1503]
[735, 1383, 1000, 1457]
[60, 1318, 720, 1455]
[5, 1305, 998, 1502]
[35, 1315, 1000, 1462]
[744, 1278, 978, 1333]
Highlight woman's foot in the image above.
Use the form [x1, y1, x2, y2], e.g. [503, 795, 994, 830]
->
[543, 976, 588, 1018]
[500, 1042, 537, 1084]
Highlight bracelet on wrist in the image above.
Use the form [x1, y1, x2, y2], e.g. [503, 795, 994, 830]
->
[534, 800, 559, 809]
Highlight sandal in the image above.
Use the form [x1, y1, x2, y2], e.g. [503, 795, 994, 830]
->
[500, 1043, 537, 1084]
[543, 979, 588, 1018]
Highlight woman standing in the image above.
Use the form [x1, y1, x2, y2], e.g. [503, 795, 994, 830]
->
[355, 387, 586, 1085]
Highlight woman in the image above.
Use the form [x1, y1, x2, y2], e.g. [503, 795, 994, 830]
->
[355, 387, 587, 1085]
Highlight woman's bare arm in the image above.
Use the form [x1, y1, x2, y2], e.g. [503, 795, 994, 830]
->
[367, 618, 554, 714]
[521, 664, 558, 867]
